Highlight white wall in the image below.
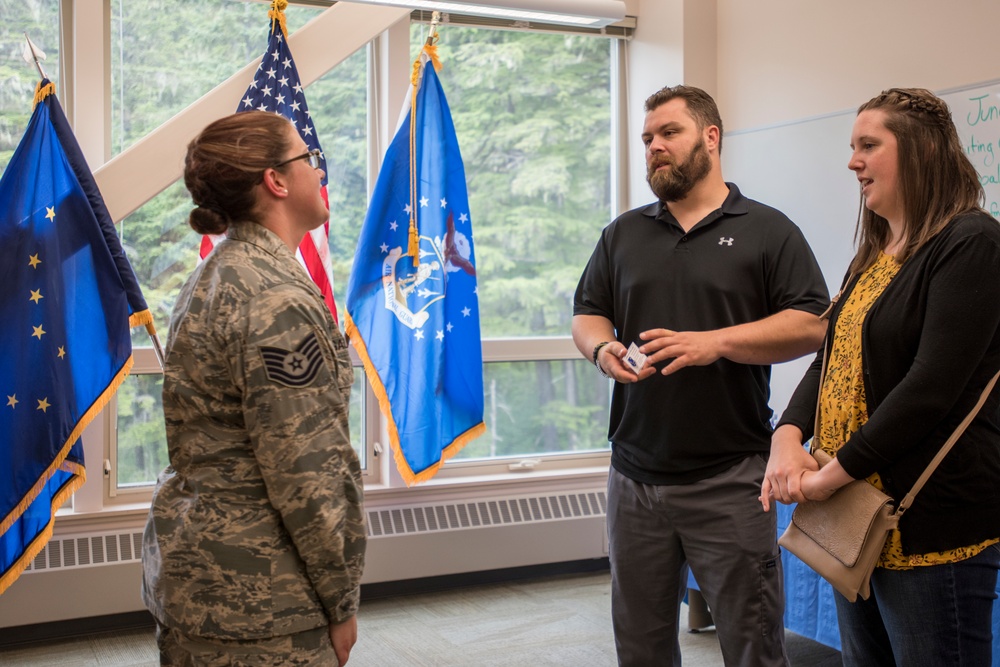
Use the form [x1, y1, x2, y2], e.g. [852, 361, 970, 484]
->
[623, 0, 718, 211]
[713, 0, 1000, 415]
[717, 0, 1000, 132]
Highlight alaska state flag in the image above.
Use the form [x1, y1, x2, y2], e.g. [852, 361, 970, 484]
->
[346, 44, 485, 485]
[201, 0, 339, 322]
[0, 81, 152, 594]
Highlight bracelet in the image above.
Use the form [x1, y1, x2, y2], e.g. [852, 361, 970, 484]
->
[593, 341, 612, 379]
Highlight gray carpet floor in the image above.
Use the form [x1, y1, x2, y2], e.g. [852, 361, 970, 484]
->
[0, 571, 841, 666]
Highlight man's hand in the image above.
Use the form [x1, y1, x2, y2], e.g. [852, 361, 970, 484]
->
[760, 425, 818, 511]
[637, 310, 827, 376]
[638, 328, 725, 376]
[597, 341, 657, 383]
[329, 616, 358, 666]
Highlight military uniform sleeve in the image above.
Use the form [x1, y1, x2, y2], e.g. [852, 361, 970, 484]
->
[235, 283, 366, 623]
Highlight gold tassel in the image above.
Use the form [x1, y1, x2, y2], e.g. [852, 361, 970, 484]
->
[405, 41, 445, 266]
[269, 0, 289, 39]
[408, 56, 420, 265]
[407, 218, 420, 259]
[423, 42, 443, 72]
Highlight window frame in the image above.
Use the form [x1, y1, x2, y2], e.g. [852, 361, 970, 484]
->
[47, 3, 630, 511]
[430, 337, 613, 481]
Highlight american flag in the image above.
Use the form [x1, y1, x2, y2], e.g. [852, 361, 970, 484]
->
[200, 9, 338, 322]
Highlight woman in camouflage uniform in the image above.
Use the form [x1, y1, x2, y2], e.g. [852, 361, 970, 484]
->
[142, 111, 366, 666]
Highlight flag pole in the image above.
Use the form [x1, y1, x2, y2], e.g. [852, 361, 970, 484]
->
[425, 11, 441, 45]
[147, 327, 165, 371]
[23, 33, 47, 80]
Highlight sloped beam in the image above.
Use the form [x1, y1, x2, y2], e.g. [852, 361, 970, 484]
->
[94, 2, 409, 222]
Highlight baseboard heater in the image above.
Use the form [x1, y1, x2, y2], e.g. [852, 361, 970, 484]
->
[23, 489, 608, 574]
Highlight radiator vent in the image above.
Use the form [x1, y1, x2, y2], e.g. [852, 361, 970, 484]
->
[21, 490, 607, 573]
[24, 530, 144, 574]
[366, 490, 607, 538]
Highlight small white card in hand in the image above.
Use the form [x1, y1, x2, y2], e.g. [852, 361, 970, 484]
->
[623, 342, 647, 374]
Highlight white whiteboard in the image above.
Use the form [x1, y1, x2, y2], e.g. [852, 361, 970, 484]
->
[949, 80, 1000, 216]
[722, 80, 1000, 418]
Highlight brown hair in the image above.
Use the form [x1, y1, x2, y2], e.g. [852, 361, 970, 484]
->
[850, 88, 985, 273]
[644, 85, 724, 155]
[184, 111, 294, 235]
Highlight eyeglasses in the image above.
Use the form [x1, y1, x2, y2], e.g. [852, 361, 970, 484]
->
[274, 148, 322, 170]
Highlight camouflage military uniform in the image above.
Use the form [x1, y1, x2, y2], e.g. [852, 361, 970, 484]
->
[142, 221, 365, 661]
[155, 623, 334, 666]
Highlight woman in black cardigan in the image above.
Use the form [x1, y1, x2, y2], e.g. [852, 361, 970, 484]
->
[761, 88, 1000, 667]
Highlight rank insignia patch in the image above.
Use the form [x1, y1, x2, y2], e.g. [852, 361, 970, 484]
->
[260, 332, 325, 387]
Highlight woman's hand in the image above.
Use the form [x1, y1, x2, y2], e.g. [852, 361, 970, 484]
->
[760, 425, 819, 511]
[329, 616, 358, 666]
[799, 458, 855, 502]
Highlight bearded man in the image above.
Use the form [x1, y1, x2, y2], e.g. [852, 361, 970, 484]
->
[572, 85, 829, 667]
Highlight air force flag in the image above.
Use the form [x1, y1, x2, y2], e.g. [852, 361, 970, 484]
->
[346, 44, 485, 485]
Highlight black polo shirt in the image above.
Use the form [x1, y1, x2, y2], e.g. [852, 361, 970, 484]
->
[574, 183, 828, 485]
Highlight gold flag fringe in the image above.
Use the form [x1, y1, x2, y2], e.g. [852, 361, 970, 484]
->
[32, 80, 55, 109]
[0, 461, 85, 596]
[130, 308, 154, 331]
[0, 355, 133, 536]
[345, 313, 484, 486]
[0, 354, 134, 593]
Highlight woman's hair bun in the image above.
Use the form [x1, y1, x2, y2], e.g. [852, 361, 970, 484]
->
[188, 204, 229, 235]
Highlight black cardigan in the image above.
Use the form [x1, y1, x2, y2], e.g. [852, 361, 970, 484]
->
[778, 212, 1000, 555]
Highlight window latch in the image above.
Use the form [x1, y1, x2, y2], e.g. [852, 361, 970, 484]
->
[508, 458, 541, 472]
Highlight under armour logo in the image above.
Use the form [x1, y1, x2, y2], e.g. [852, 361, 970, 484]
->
[719, 237, 734, 246]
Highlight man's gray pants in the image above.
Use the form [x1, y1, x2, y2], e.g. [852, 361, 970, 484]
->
[608, 455, 789, 667]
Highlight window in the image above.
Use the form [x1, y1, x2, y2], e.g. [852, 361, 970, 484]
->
[462, 358, 611, 461]
[25, 6, 624, 502]
[111, 1, 318, 156]
[407, 24, 616, 472]
[416, 25, 613, 339]
[109, 1, 368, 335]
[114, 370, 167, 488]
[0, 0, 60, 174]
[109, 18, 621, 491]
[104, 1, 371, 494]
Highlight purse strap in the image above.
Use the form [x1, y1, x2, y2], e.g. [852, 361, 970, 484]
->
[812, 278, 1000, 518]
[895, 368, 1000, 516]
[810, 281, 847, 440]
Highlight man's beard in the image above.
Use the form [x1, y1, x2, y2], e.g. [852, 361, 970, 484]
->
[646, 138, 711, 202]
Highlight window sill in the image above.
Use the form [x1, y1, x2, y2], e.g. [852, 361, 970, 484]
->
[363, 464, 610, 507]
[53, 502, 150, 536]
[52, 465, 610, 535]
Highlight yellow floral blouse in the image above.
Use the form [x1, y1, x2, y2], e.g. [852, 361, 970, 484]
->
[813, 252, 999, 569]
